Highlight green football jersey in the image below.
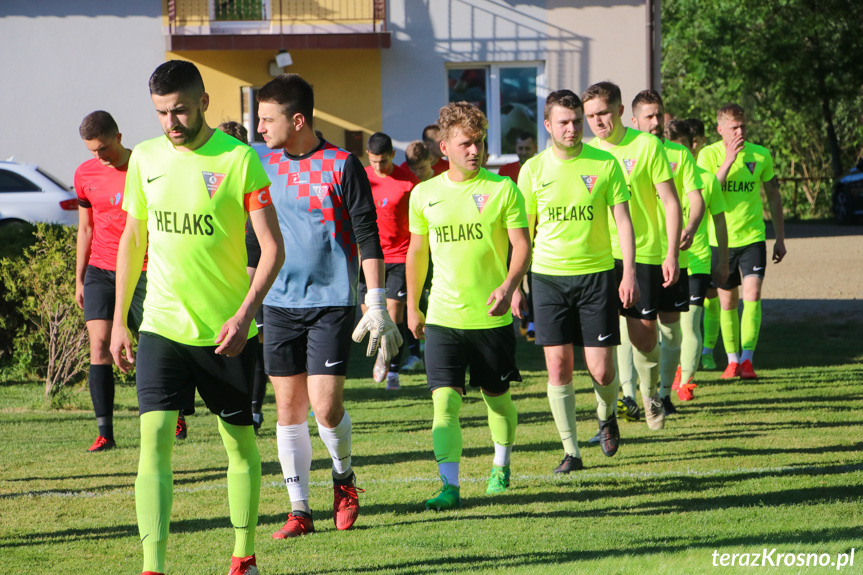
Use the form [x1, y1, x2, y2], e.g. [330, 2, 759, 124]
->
[409, 168, 528, 330]
[123, 130, 271, 345]
[587, 128, 673, 265]
[657, 139, 702, 269]
[688, 167, 727, 275]
[518, 146, 629, 275]
[697, 140, 775, 248]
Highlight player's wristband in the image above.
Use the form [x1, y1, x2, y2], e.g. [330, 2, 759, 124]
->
[365, 288, 387, 309]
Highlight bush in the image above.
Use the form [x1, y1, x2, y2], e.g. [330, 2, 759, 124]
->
[0, 224, 88, 398]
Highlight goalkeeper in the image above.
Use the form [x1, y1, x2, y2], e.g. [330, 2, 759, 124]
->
[253, 73, 401, 539]
[406, 102, 531, 510]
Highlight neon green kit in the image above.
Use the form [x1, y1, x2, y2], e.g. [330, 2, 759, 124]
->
[697, 141, 775, 248]
[587, 129, 673, 265]
[688, 166, 727, 275]
[657, 139, 702, 269]
[409, 168, 528, 330]
[124, 130, 271, 345]
[518, 146, 629, 275]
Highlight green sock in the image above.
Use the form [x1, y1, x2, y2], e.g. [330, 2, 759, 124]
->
[482, 390, 517, 447]
[633, 342, 660, 398]
[658, 320, 682, 398]
[136, 410, 176, 573]
[720, 307, 740, 360]
[741, 300, 762, 354]
[593, 372, 620, 421]
[547, 382, 579, 458]
[703, 297, 720, 351]
[432, 387, 462, 463]
[680, 305, 703, 382]
[218, 418, 261, 559]
[617, 316, 637, 398]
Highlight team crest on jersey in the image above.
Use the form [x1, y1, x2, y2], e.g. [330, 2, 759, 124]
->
[202, 171, 226, 199]
[580, 175, 598, 193]
[745, 161, 757, 174]
[311, 183, 331, 199]
[472, 194, 490, 213]
[623, 159, 637, 175]
[377, 197, 388, 208]
[109, 192, 121, 206]
[669, 162, 678, 174]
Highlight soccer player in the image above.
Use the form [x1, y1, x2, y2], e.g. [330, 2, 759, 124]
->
[583, 81, 682, 431]
[697, 104, 787, 379]
[403, 140, 435, 183]
[519, 90, 636, 471]
[667, 119, 729, 399]
[360, 132, 415, 390]
[630, 90, 705, 415]
[498, 131, 538, 183]
[406, 102, 531, 510]
[498, 131, 539, 340]
[74, 110, 147, 453]
[110, 60, 284, 575]
[255, 74, 401, 538]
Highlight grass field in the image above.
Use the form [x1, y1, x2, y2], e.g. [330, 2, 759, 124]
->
[1, 317, 861, 574]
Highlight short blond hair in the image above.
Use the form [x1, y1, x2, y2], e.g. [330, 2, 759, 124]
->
[437, 102, 488, 142]
[717, 104, 745, 123]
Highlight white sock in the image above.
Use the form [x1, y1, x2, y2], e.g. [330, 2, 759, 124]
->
[277, 421, 312, 509]
[741, 350, 754, 363]
[727, 352, 740, 364]
[317, 411, 352, 480]
[493, 442, 512, 467]
[438, 462, 459, 487]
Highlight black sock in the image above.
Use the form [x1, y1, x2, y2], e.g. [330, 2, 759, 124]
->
[389, 323, 408, 372]
[89, 364, 114, 440]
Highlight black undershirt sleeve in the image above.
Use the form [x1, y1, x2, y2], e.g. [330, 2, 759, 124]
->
[342, 154, 384, 261]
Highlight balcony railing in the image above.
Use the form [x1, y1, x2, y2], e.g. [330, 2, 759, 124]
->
[167, 0, 387, 35]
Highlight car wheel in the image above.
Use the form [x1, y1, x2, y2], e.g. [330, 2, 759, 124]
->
[0, 219, 34, 233]
[834, 189, 853, 224]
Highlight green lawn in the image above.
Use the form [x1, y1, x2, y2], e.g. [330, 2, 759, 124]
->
[1, 318, 861, 574]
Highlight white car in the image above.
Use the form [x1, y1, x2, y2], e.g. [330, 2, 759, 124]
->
[0, 160, 78, 227]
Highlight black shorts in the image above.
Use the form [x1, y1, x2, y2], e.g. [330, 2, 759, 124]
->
[83, 265, 147, 331]
[615, 261, 663, 320]
[424, 324, 522, 394]
[136, 332, 257, 425]
[712, 241, 766, 290]
[532, 271, 620, 347]
[263, 305, 354, 377]
[658, 268, 690, 313]
[357, 263, 408, 303]
[688, 273, 711, 306]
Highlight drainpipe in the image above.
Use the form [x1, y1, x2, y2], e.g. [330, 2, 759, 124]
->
[646, 0, 658, 90]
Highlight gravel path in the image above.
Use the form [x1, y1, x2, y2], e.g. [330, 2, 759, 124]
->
[759, 222, 863, 320]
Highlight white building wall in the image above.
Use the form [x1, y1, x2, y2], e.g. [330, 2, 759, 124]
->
[382, 0, 653, 161]
[0, 1, 165, 185]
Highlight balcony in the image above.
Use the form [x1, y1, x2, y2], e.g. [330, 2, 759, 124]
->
[166, 0, 390, 50]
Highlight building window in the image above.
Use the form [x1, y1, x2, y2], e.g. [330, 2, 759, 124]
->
[447, 63, 545, 162]
[213, 0, 267, 22]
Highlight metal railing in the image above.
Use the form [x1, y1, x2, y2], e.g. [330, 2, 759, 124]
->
[167, 0, 386, 32]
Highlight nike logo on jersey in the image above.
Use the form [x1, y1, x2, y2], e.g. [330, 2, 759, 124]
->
[675, 300, 688, 307]
[220, 409, 242, 418]
[541, 181, 555, 188]
[598, 333, 613, 342]
[500, 371, 514, 381]
[147, 175, 164, 183]
[753, 266, 764, 271]
[429, 200, 445, 207]
[641, 307, 656, 315]
[397, 291, 407, 297]
[325, 359, 344, 367]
